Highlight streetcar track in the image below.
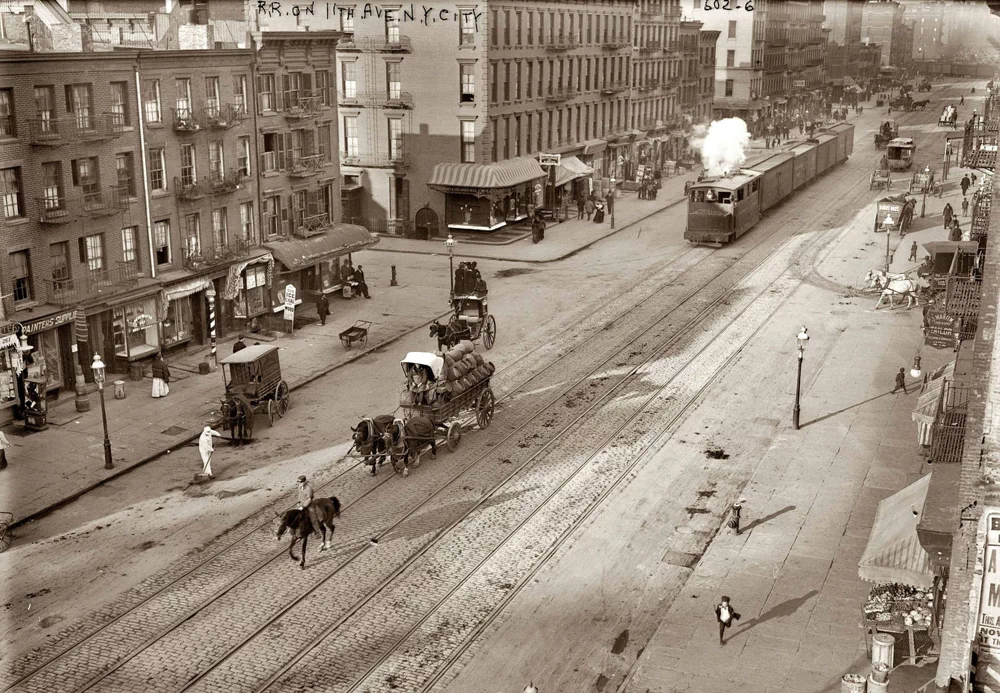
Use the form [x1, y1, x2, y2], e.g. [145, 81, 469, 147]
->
[4, 100, 936, 693]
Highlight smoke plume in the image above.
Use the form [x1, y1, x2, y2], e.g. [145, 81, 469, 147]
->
[695, 118, 751, 177]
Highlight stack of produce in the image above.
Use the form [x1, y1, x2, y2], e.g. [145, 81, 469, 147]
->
[863, 584, 935, 627]
[437, 341, 495, 397]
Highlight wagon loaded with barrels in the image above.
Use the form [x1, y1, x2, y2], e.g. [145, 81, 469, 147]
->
[400, 341, 496, 452]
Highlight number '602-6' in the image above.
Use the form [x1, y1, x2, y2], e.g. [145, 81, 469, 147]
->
[705, 0, 755, 10]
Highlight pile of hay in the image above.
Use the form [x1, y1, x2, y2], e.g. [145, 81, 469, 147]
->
[439, 341, 495, 396]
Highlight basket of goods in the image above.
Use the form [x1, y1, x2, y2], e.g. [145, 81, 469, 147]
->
[437, 341, 495, 398]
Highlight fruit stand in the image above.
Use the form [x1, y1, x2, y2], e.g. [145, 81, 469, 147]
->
[863, 584, 937, 666]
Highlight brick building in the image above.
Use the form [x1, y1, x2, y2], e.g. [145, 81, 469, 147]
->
[823, 0, 864, 89]
[786, 0, 826, 109]
[861, 0, 911, 73]
[697, 28, 720, 125]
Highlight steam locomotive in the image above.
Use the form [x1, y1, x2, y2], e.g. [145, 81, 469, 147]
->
[684, 123, 855, 247]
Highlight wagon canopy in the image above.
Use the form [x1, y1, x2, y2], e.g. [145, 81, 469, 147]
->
[220, 344, 279, 364]
[401, 352, 444, 380]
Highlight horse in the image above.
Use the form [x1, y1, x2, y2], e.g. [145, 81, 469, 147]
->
[351, 415, 394, 476]
[865, 269, 908, 290]
[912, 99, 929, 110]
[875, 278, 920, 309]
[275, 496, 342, 569]
[220, 394, 253, 444]
[430, 321, 459, 352]
[383, 416, 437, 477]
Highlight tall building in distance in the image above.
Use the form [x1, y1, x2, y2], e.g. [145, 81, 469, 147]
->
[786, 1, 827, 100]
[697, 27, 721, 125]
[823, 0, 865, 89]
[861, 0, 911, 73]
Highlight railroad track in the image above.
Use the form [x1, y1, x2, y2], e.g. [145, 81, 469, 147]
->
[3, 94, 947, 693]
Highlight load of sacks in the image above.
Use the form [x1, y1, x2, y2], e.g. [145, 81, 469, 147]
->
[437, 340, 495, 397]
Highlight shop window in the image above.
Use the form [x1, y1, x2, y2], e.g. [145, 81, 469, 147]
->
[154, 220, 171, 266]
[236, 264, 269, 318]
[10, 250, 32, 304]
[163, 296, 193, 347]
[113, 297, 160, 360]
[122, 226, 140, 273]
[0, 166, 24, 219]
[0, 347, 17, 406]
[80, 233, 104, 272]
[0, 89, 15, 138]
[143, 79, 161, 123]
[111, 82, 130, 126]
[29, 329, 62, 391]
[50, 242, 69, 282]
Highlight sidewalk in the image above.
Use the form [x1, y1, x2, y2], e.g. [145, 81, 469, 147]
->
[1, 257, 449, 529]
[369, 171, 697, 263]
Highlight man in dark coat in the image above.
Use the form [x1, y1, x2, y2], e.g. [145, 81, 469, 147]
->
[576, 196, 585, 220]
[943, 203, 954, 230]
[316, 293, 330, 325]
[961, 174, 971, 197]
[233, 334, 247, 353]
[715, 596, 740, 645]
[353, 265, 371, 299]
[892, 367, 908, 394]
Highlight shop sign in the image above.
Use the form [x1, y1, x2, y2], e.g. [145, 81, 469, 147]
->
[0, 334, 19, 350]
[793, 79, 806, 88]
[0, 311, 75, 338]
[539, 153, 561, 167]
[924, 310, 956, 350]
[283, 285, 296, 321]
[976, 513, 1000, 692]
[128, 314, 157, 333]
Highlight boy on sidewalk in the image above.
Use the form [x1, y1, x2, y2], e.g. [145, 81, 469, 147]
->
[909, 241, 918, 262]
[892, 367, 908, 394]
[715, 596, 740, 645]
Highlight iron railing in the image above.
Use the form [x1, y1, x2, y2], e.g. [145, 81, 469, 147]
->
[289, 154, 324, 178]
[283, 91, 322, 119]
[35, 196, 71, 223]
[348, 216, 412, 236]
[207, 169, 249, 194]
[545, 88, 578, 103]
[962, 115, 998, 169]
[28, 114, 123, 145]
[337, 35, 412, 52]
[341, 152, 409, 169]
[293, 212, 332, 238]
[205, 103, 247, 128]
[972, 187, 993, 240]
[83, 186, 130, 216]
[172, 107, 202, 132]
[43, 262, 139, 305]
[602, 41, 631, 50]
[545, 40, 582, 52]
[930, 382, 970, 464]
[182, 237, 253, 271]
[174, 177, 206, 201]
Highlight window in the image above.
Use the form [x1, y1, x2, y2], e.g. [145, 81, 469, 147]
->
[315, 70, 331, 106]
[73, 157, 101, 208]
[234, 74, 248, 115]
[149, 148, 166, 191]
[175, 78, 192, 120]
[153, 220, 171, 265]
[283, 72, 301, 110]
[240, 201, 256, 243]
[460, 63, 475, 103]
[725, 79, 734, 97]
[115, 152, 135, 197]
[490, 62, 498, 103]
[728, 20, 736, 39]
[50, 242, 69, 282]
[460, 120, 475, 163]
[388, 117, 402, 159]
[121, 226, 139, 272]
[262, 132, 285, 171]
[525, 113, 532, 154]
[81, 234, 104, 272]
[342, 61, 357, 98]
[460, 9, 475, 45]
[183, 213, 201, 257]
[341, 7, 354, 32]
[0, 89, 14, 138]
[67, 84, 93, 130]
[504, 63, 510, 101]
[292, 190, 307, 230]
[263, 195, 281, 237]
[343, 116, 359, 157]
[527, 11, 533, 45]
[41, 162, 63, 210]
[180, 143, 196, 185]
[212, 208, 228, 248]
[386, 10, 400, 43]
[258, 74, 275, 111]
[10, 251, 31, 304]
[0, 167, 24, 219]
[727, 50, 735, 68]
[386, 61, 401, 99]
[143, 80, 161, 123]
[491, 9, 497, 45]
[205, 76, 221, 118]
[34, 86, 55, 134]
[209, 140, 224, 181]
[516, 62, 522, 100]
[110, 82, 129, 126]
[503, 10, 510, 45]
[238, 136, 251, 176]
[514, 116, 521, 157]
[317, 124, 331, 163]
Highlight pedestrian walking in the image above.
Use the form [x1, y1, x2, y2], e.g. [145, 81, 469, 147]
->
[199, 426, 222, 478]
[233, 334, 247, 353]
[715, 596, 741, 645]
[962, 197, 970, 217]
[950, 218, 962, 241]
[728, 498, 745, 535]
[943, 202, 954, 230]
[151, 352, 170, 398]
[584, 197, 595, 220]
[0, 431, 11, 470]
[531, 215, 545, 243]
[893, 367, 908, 394]
[961, 174, 971, 197]
[909, 241, 918, 262]
[353, 265, 371, 299]
[316, 293, 330, 326]
[576, 196, 585, 220]
[961, 95, 965, 105]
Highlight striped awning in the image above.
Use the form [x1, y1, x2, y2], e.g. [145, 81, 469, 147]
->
[428, 157, 546, 192]
[858, 475, 936, 589]
[554, 156, 594, 187]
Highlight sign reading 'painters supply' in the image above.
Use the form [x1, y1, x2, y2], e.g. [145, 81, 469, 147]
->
[975, 513, 1000, 692]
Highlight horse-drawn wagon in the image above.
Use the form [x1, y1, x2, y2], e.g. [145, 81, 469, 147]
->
[886, 138, 917, 171]
[874, 120, 898, 149]
[874, 194, 915, 235]
[939, 105, 957, 128]
[218, 344, 289, 443]
[909, 167, 936, 194]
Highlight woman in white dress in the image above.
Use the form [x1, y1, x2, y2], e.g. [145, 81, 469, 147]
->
[151, 353, 170, 398]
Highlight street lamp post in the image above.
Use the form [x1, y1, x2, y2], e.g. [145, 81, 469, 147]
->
[793, 327, 809, 430]
[920, 166, 929, 218]
[91, 354, 114, 469]
[609, 178, 616, 229]
[444, 234, 457, 295]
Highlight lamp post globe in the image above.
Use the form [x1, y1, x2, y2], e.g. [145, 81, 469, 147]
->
[793, 327, 809, 430]
[91, 354, 114, 469]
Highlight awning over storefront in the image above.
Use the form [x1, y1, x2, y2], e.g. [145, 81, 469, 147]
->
[553, 156, 594, 187]
[912, 361, 957, 428]
[427, 157, 546, 192]
[223, 252, 274, 301]
[917, 463, 960, 570]
[581, 139, 607, 156]
[265, 224, 378, 272]
[858, 474, 936, 588]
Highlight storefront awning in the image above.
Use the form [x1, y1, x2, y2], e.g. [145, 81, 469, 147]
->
[858, 474, 936, 589]
[554, 156, 595, 187]
[428, 157, 546, 192]
[265, 224, 378, 272]
[163, 277, 212, 303]
[912, 361, 957, 426]
[917, 464, 960, 569]
[581, 139, 607, 155]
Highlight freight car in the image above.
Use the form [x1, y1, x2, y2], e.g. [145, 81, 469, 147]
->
[685, 123, 855, 247]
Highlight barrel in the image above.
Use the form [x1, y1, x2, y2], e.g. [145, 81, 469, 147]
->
[841, 673, 867, 693]
[113, 380, 126, 400]
[867, 675, 888, 693]
[870, 662, 890, 684]
[872, 633, 896, 669]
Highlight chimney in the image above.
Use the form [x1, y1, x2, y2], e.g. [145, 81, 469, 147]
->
[178, 23, 214, 50]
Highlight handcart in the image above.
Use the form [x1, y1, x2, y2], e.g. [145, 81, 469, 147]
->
[339, 320, 372, 351]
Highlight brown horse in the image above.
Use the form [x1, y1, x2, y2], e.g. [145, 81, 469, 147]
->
[275, 496, 341, 569]
[383, 416, 437, 477]
[351, 415, 394, 476]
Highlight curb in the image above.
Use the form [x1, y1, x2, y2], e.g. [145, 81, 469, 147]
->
[366, 194, 688, 264]
[9, 309, 452, 531]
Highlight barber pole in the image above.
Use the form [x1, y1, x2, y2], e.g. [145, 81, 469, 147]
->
[206, 285, 218, 369]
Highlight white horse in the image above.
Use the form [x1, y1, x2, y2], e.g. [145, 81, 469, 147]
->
[865, 269, 908, 288]
[874, 278, 919, 309]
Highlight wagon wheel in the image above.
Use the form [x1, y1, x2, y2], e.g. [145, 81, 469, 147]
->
[446, 421, 463, 452]
[267, 399, 276, 427]
[476, 388, 495, 430]
[0, 527, 12, 553]
[276, 380, 290, 418]
[482, 315, 497, 350]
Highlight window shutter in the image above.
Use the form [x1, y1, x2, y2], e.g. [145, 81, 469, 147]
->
[79, 237, 88, 262]
[282, 132, 291, 171]
[65, 85, 74, 112]
[71, 160, 80, 186]
[400, 179, 410, 220]
[257, 75, 266, 111]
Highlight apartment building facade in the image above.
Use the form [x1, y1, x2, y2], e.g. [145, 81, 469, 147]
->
[697, 28, 720, 124]
[823, 0, 864, 91]
[861, 0, 911, 72]
[786, 1, 826, 101]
